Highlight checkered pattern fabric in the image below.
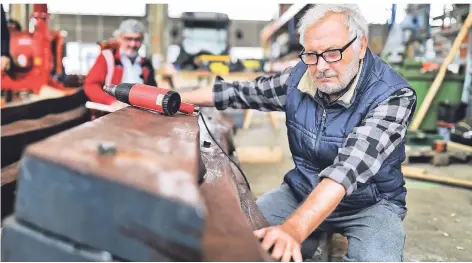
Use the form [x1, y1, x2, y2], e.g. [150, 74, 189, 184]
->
[213, 69, 416, 195]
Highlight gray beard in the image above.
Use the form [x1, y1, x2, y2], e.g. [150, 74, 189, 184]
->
[313, 57, 360, 95]
[126, 52, 138, 63]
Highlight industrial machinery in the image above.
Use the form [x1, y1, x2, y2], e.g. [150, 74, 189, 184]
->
[381, 4, 431, 65]
[171, 12, 264, 73]
[1, 4, 78, 100]
[172, 12, 231, 72]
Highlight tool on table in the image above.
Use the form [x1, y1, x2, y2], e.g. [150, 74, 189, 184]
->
[101, 83, 251, 190]
[102, 83, 199, 115]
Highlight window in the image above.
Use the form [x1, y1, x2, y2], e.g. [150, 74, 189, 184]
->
[47, 3, 146, 16]
[168, 3, 278, 21]
[182, 28, 228, 55]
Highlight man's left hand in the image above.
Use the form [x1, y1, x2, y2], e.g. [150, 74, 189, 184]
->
[254, 223, 304, 262]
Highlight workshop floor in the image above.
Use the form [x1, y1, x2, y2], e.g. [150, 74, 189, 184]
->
[232, 111, 472, 262]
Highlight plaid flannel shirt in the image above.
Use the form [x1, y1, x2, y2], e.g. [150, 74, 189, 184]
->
[213, 67, 416, 195]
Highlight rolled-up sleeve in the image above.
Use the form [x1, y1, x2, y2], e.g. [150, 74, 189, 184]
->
[213, 67, 292, 111]
[318, 88, 417, 195]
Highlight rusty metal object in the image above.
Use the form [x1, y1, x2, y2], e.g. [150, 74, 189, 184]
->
[201, 108, 269, 230]
[200, 148, 271, 261]
[7, 107, 205, 261]
[2, 216, 113, 261]
[1, 106, 89, 168]
[23, 107, 202, 199]
[1, 90, 89, 220]
[1, 162, 19, 220]
[1, 162, 19, 187]
[3, 106, 272, 261]
[198, 108, 271, 261]
[1, 88, 87, 126]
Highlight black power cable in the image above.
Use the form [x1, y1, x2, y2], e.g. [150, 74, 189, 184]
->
[198, 112, 251, 191]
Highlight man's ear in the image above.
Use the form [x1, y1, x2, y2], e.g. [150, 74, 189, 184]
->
[359, 35, 368, 59]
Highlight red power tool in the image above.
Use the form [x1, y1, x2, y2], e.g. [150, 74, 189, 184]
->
[102, 83, 199, 115]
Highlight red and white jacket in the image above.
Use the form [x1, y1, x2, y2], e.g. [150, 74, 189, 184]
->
[84, 49, 157, 105]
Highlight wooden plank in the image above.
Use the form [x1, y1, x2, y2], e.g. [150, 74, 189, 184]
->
[447, 141, 472, 152]
[410, 12, 472, 131]
[402, 165, 472, 189]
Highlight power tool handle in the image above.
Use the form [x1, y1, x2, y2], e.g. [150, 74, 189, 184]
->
[179, 102, 196, 114]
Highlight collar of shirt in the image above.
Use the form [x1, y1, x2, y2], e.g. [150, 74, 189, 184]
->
[297, 60, 364, 106]
[119, 48, 141, 66]
[119, 48, 144, 84]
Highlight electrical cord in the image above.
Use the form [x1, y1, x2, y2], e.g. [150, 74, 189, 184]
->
[198, 112, 252, 191]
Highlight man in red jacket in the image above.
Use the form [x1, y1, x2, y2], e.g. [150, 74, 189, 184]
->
[84, 19, 157, 110]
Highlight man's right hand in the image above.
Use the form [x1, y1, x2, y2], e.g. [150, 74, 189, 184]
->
[180, 86, 214, 107]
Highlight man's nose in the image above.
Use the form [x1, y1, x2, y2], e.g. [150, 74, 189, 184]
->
[128, 42, 139, 48]
[316, 57, 330, 72]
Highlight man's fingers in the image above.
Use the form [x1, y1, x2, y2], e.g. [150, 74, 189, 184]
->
[271, 239, 286, 260]
[253, 228, 267, 239]
[260, 230, 277, 251]
[292, 246, 303, 262]
[281, 241, 292, 262]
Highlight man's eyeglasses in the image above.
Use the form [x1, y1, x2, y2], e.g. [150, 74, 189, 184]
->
[123, 36, 143, 42]
[299, 36, 357, 65]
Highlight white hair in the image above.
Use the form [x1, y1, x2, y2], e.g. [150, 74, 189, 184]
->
[298, 4, 369, 49]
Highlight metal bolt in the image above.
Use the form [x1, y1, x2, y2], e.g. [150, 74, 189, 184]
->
[98, 142, 117, 155]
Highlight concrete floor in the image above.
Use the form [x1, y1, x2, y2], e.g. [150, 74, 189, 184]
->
[232, 111, 472, 262]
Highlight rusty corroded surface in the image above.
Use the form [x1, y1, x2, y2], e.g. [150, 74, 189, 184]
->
[199, 108, 271, 261]
[200, 108, 269, 230]
[1, 106, 90, 168]
[4, 106, 272, 261]
[1, 88, 87, 126]
[230, 161, 271, 231]
[2, 162, 19, 219]
[200, 149, 271, 262]
[12, 107, 205, 261]
[1, 162, 19, 186]
[2, 107, 88, 136]
[24, 107, 202, 205]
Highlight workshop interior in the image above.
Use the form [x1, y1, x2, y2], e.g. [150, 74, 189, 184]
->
[1, 2, 472, 262]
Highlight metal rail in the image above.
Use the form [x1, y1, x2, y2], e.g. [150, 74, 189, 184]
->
[2, 106, 271, 261]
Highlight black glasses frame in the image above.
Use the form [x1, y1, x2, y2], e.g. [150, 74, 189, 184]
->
[299, 36, 358, 65]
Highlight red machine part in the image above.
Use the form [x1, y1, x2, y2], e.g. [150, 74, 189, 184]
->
[1, 4, 67, 94]
[102, 83, 199, 116]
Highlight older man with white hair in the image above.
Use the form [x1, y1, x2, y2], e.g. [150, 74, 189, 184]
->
[181, 4, 416, 261]
[84, 19, 157, 109]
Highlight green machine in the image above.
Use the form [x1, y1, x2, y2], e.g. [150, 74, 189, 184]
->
[396, 60, 465, 132]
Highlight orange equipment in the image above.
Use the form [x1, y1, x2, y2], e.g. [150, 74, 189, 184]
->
[1, 4, 69, 94]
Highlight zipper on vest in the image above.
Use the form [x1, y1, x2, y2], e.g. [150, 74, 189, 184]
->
[315, 108, 327, 152]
